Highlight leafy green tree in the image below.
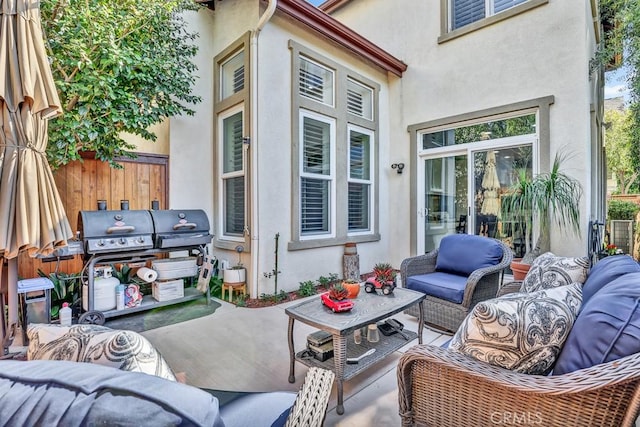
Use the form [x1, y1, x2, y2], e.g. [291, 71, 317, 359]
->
[41, 0, 202, 169]
[597, 0, 640, 170]
[605, 109, 638, 193]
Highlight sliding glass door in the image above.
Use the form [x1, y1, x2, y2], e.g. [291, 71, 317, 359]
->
[422, 154, 468, 253]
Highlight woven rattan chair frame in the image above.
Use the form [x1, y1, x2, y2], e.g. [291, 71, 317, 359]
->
[397, 344, 640, 427]
[401, 238, 513, 333]
[285, 367, 335, 427]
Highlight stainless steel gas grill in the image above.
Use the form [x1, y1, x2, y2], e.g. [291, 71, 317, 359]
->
[149, 209, 212, 249]
[78, 210, 155, 254]
[77, 209, 213, 321]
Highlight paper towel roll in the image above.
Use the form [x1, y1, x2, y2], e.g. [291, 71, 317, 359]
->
[137, 267, 158, 283]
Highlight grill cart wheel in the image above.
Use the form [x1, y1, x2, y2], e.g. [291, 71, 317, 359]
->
[79, 310, 105, 325]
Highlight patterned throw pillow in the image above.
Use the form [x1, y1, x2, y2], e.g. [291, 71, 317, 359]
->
[27, 324, 176, 381]
[520, 252, 589, 293]
[448, 283, 582, 375]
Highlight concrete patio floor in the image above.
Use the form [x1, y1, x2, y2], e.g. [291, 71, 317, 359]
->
[141, 295, 450, 426]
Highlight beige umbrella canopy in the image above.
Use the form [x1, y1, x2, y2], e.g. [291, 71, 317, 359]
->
[481, 150, 501, 216]
[1, 0, 72, 326]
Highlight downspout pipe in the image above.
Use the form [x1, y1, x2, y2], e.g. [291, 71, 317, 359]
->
[249, 0, 276, 298]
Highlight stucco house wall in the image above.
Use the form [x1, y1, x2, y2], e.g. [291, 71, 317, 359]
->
[167, 0, 603, 296]
[326, 0, 603, 258]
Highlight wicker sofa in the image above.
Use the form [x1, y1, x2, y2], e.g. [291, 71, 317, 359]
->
[397, 254, 640, 427]
[1, 324, 334, 427]
[401, 234, 513, 332]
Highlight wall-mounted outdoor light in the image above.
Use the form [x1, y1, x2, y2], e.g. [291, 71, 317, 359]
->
[391, 163, 405, 174]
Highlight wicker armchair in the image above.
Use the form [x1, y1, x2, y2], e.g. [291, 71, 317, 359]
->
[401, 237, 513, 332]
[397, 344, 640, 426]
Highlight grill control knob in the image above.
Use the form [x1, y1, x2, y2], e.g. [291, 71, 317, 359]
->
[137, 236, 145, 244]
[119, 238, 126, 245]
[97, 239, 105, 247]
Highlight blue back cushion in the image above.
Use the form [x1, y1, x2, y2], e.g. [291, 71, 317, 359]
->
[553, 272, 640, 375]
[581, 255, 640, 308]
[435, 234, 503, 276]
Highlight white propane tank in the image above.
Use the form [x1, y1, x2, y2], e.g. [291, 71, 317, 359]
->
[83, 276, 119, 312]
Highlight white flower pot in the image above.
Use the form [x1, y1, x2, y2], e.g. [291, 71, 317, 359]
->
[223, 268, 246, 284]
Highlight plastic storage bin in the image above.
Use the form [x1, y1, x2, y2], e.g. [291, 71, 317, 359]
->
[151, 257, 198, 281]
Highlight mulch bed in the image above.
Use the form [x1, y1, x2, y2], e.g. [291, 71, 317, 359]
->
[242, 285, 329, 308]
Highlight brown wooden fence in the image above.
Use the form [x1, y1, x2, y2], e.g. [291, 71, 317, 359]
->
[17, 152, 169, 280]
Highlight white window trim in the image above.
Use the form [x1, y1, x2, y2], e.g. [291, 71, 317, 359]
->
[298, 109, 336, 240]
[347, 124, 375, 236]
[218, 104, 246, 242]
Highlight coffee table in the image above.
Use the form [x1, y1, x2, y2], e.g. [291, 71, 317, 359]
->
[285, 287, 425, 415]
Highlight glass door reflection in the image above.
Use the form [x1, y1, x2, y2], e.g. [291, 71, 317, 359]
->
[423, 155, 467, 253]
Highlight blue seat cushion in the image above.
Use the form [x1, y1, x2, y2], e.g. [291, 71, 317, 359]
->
[553, 272, 640, 375]
[406, 272, 468, 304]
[435, 234, 503, 276]
[581, 255, 640, 308]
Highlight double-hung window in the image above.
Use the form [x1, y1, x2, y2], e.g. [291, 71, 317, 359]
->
[300, 112, 336, 238]
[348, 126, 373, 233]
[215, 35, 249, 249]
[220, 107, 245, 240]
[290, 41, 380, 249]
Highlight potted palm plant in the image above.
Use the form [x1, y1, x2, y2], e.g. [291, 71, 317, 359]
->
[502, 152, 582, 279]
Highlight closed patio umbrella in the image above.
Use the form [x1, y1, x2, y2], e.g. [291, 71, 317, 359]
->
[481, 150, 501, 216]
[0, 0, 72, 328]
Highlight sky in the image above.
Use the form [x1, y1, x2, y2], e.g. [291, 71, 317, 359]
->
[605, 66, 631, 101]
[307, 0, 324, 5]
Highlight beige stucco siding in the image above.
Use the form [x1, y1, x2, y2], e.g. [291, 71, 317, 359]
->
[253, 13, 395, 293]
[329, 0, 600, 258]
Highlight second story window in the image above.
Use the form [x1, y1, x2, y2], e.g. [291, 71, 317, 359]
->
[451, 0, 528, 30]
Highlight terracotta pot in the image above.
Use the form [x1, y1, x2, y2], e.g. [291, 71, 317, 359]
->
[342, 281, 360, 299]
[510, 259, 531, 281]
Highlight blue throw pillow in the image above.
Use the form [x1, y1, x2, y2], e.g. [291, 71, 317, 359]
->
[436, 234, 503, 276]
[553, 272, 640, 375]
[581, 255, 640, 308]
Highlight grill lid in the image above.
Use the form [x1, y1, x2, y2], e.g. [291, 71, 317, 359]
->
[78, 210, 155, 254]
[149, 209, 212, 249]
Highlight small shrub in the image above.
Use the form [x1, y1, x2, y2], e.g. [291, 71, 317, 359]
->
[608, 199, 640, 220]
[298, 280, 317, 297]
[318, 273, 339, 287]
[209, 275, 223, 299]
[235, 293, 247, 307]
